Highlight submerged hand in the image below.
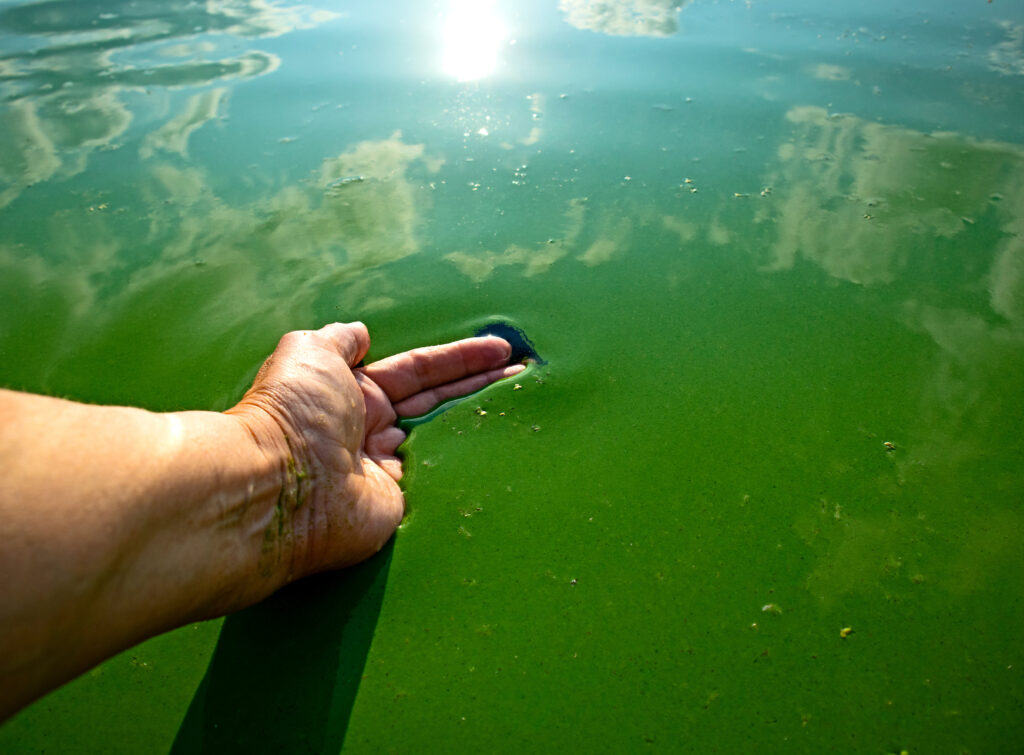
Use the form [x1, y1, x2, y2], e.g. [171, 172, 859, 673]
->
[229, 322, 524, 580]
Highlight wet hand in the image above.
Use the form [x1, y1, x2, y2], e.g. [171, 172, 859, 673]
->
[228, 322, 524, 581]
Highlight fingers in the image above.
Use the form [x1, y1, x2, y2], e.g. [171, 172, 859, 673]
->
[394, 363, 526, 417]
[360, 372, 405, 480]
[355, 371, 398, 431]
[375, 456, 403, 481]
[361, 422, 405, 482]
[317, 321, 371, 367]
[366, 426, 406, 458]
[361, 336, 514, 404]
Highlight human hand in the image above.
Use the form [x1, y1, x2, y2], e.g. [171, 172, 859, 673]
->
[0, 323, 525, 716]
[228, 322, 524, 583]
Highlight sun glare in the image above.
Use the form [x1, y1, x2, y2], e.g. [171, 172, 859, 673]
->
[441, 0, 507, 82]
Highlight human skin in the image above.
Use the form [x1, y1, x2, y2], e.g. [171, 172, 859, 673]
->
[0, 322, 525, 720]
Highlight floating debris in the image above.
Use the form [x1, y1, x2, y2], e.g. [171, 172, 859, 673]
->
[326, 175, 365, 192]
[883, 441, 896, 452]
[840, 627, 854, 638]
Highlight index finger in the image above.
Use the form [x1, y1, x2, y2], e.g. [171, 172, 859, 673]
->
[360, 336, 513, 403]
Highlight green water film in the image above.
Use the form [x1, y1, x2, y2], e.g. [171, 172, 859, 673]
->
[1, 0, 1022, 752]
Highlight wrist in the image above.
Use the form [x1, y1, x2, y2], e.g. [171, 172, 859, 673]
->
[192, 408, 299, 615]
[109, 408, 298, 627]
[217, 402, 315, 605]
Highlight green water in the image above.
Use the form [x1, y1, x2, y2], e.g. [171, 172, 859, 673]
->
[2, 0, 1023, 752]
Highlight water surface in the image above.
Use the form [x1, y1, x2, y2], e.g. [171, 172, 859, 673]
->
[1, 0, 1022, 752]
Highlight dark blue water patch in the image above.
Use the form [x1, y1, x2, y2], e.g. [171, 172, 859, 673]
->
[474, 322, 546, 366]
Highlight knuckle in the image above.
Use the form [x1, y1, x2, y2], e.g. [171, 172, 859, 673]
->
[278, 330, 307, 348]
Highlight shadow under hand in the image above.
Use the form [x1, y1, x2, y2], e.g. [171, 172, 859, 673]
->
[171, 542, 393, 754]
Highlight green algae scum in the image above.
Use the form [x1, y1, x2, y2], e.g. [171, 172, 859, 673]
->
[2, 0, 1023, 752]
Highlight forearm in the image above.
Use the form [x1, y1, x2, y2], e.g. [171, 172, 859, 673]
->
[0, 389, 289, 719]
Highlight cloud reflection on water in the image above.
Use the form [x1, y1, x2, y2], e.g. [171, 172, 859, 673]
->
[0, 0, 335, 207]
[557, 0, 691, 37]
[988, 20, 1024, 76]
[438, 99, 1024, 521]
[757, 105, 1024, 599]
[445, 197, 586, 282]
[759, 105, 1024, 290]
[140, 88, 228, 159]
[0, 132, 441, 403]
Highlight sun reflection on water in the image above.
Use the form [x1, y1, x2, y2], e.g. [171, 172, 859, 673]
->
[441, 0, 507, 82]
